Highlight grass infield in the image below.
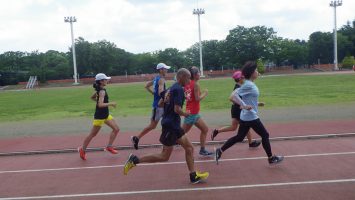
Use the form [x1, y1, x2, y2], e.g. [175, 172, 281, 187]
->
[0, 73, 354, 122]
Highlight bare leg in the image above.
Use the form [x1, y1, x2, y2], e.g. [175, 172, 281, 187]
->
[194, 118, 209, 148]
[182, 123, 193, 134]
[139, 145, 174, 163]
[82, 126, 101, 150]
[105, 119, 120, 146]
[217, 118, 239, 133]
[137, 120, 159, 139]
[177, 135, 195, 172]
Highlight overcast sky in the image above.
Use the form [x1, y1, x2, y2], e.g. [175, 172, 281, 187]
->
[0, 0, 354, 54]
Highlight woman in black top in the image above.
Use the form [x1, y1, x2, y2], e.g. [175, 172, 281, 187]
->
[211, 71, 261, 148]
[78, 73, 120, 160]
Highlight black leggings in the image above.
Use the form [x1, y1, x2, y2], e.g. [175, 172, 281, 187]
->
[221, 118, 272, 157]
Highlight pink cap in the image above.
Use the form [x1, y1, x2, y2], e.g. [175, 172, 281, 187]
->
[232, 71, 242, 79]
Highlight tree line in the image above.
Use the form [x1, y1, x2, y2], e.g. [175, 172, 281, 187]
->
[1, 20, 355, 85]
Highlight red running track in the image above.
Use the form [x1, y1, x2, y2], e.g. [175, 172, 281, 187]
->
[1, 119, 355, 153]
[0, 136, 355, 200]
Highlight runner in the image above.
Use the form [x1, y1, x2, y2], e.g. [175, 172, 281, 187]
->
[78, 73, 120, 160]
[211, 70, 261, 148]
[131, 63, 169, 150]
[215, 61, 284, 165]
[123, 68, 209, 184]
[183, 66, 213, 156]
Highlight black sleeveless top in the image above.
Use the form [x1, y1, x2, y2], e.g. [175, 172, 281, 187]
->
[94, 89, 109, 119]
[231, 84, 242, 113]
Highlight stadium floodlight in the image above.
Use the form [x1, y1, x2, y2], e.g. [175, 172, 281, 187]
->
[329, 0, 342, 71]
[64, 16, 79, 84]
[193, 8, 205, 77]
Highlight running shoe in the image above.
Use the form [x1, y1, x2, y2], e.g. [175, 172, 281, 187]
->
[249, 140, 261, 148]
[190, 171, 209, 184]
[131, 136, 139, 150]
[199, 149, 214, 157]
[78, 147, 86, 160]
[211, 129, 219, 141]
[215, 148, 222, 165]
[123, 153, 137, 175]
[105, 146, 118, 154]
[268, 155, 284, 165]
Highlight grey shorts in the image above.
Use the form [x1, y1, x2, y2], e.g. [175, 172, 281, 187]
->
[151, 107, 164, 121]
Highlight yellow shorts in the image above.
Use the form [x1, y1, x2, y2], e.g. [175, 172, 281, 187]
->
[93, 115, 113, 127]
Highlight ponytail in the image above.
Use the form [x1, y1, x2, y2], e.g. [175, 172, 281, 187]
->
[93, 80, 101, 92]
[189, 66, 199, 80]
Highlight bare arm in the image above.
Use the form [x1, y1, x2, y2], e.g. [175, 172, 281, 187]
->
[174, 105, 190, 117]
[145, 80, 154, 95]
[229, 94, 239, 105]
[229, 90, 252, 110]
[194, 82, 208, 101]
[158, 90, 170, 107]
[158, 98, 164, 107]
[90, 92, 97, 102]
[158, 78, 165, 96]
[97, 90, 116, 108]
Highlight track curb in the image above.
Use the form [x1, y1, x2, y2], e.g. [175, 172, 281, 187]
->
[1, 132, 355, 157]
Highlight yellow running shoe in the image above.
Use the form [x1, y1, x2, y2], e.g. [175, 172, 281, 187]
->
[196, 171, 209, 179]
[190, 171, 209, 184]
[123, 154, 137, 175]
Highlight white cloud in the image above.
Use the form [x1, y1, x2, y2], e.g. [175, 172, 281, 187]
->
[0, 0, 354, 54]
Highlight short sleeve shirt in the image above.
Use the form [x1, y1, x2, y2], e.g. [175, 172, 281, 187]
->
[161, 82, 185, 129]
[236, 80, 259, 121]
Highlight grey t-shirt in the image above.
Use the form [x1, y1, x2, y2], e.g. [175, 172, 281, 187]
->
[232, 80, 259, 121]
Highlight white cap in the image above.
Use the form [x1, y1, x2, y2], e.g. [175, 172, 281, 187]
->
[156, 63, 171, 70]
[95, 73, 111, 81]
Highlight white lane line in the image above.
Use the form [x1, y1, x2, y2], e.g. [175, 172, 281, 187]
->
[0, 178, 355, 200]
[1, 151, 355, 174]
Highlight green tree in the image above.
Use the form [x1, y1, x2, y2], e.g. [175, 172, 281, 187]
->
[42, 50, 70, 80]
[308, 31, 333, 64]
[341, 56, 355, 68]
[337, 32, 353, 61]
[72, 37, 134, 76]
[72, 37, 92, 75]
[183, 43, 199, 67]
[156, 48, 185, 71]
[0, 51, 27, 72]
[339, 20, 355, 56]
[25, 51, 47, 83]
[87, 40, 117, 75]
[224, 26, 277, 65]
[201, 40, 224, 70]
[273, 38, 309, 67]
[183, 40, 225, 70]
[131, 53, 158, 74]
[257, 59, 265, 74]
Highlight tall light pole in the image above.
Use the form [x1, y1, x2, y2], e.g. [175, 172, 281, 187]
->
[64, 16, 79, 84]
[329, 0, 342, 71]
[193, 8, 205, 77]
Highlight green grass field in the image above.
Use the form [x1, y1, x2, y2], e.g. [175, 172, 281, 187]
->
[0, 73, 354, 122]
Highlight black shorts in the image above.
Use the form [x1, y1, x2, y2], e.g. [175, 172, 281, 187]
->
[231, 104, 241, 120]
[159, 125, 185, 146]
